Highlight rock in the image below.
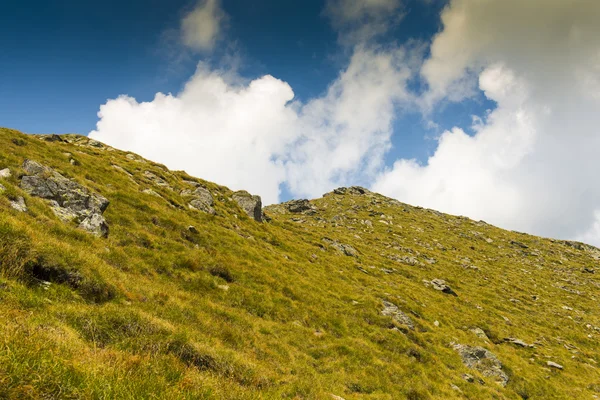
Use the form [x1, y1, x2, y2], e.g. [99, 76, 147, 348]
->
[38, 134, 65, 142]
[232, 191, 262, 222]
[431, 279, 457, 296]
[381, 300, 415, 330]
[583, 267, 595, 274]
[10, 196, 27, 212]
[19, 160, 110, 237]
[504, 337, 534, 348]
[330, 395, 345, 400]
[453, 344, 509, 387]
[285, 199, 314, 214]
[462, 373, 475, 383]
[470, 327, 489, 340]
[0, 168, 11, 178]
[510, 240, 529, 249]
[78, 213, 109, 238]
[188, 226, 198, 234]
[333, 186, 369, 195]
[547, 361, 563, 370]
[186, 186, 216, 215]
[143, 171, 171, 189]
[322, 238, 358, 257]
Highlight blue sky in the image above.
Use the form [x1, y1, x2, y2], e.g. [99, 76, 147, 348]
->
[2, 0, 600, 245]
[0, 0, 480, 162]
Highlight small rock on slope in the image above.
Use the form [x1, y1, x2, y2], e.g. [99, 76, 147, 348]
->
[453, 344, 509, 387]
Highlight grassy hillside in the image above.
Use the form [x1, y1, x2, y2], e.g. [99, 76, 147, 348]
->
[1, 127, 600, 399]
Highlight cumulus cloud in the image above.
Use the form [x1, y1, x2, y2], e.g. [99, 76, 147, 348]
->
[374, 0, 600, 244]
[181, 0, 224, 51]
[90, 46, 411, 204]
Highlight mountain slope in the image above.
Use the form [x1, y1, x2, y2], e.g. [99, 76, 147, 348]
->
[1, 127, 599, 399]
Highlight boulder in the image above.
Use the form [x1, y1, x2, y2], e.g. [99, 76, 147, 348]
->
[184, 186, 216, 215]
[322, 238, 358, 257]
[232, 191, 262, 222]
[285, 199, 313, 214]
[0, 168, 11, 178]
[19, 160, 110, 237]
[453, 344, 509, 387]
[381, 300, 415, 330]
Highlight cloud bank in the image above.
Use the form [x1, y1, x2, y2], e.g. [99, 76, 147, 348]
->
[91, 0, 600, 245]
[374, 0, 600, 243]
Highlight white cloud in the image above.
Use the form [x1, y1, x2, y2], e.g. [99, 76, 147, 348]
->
[90, 46, 411, 205]
[181, 0, 224, 51]
[374, 0, 600, 244]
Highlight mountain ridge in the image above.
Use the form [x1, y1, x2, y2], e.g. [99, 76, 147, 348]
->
[1, 127, 600, 399]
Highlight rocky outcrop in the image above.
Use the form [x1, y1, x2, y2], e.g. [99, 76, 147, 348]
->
[453, 344, 509, 387]
[283, 199, 315, 214]
[19, 159, 109, 237]
[182, 186, 216, 215]
[232, 191, 262, 222]
[381, 300, 415, 330]
[333, 186, 370, 195]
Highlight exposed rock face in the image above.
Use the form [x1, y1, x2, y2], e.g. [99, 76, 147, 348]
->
[232, 191, 262, 222]
[19, 159, 109, 237]
[453, 344, 509, 387]
[381, 300, 415, 330]
[143, 170, 171, 189]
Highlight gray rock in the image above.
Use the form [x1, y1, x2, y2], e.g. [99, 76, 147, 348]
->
[504, 337, 534, 348]
[285, 199, 313, 214]
[0, 168, 11, 178]
[470, 327, 489, 340]
[10, 196, 27, 212]
[381, 300, 415, 330]
[232, 191, 262, 222]
[431, 279, 458, 296]
[547, 361, 563, 370]
[78, 213, 109, 238]
[19, 160, 109, 237]
[322, 238, 358, 257]
[143, 171, 171, 189]
[185, 186, 216, 215]
[453, 344, 509, 387]
[142, 188, 161, 197]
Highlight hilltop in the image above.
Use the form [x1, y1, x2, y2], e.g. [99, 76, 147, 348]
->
[1, 127, 600, 399]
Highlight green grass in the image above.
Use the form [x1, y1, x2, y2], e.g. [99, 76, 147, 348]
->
[0, 127, 600, 399]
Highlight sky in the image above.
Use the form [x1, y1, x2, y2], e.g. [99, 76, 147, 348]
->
[2, 0, 600, 246]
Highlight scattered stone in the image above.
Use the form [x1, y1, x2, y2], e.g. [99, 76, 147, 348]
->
[510, 240, 529, 249]
[332, 186, 369, 195]
[322, 238, 358, 257]
[470, 328, 489, 341]
[430, 279, 457, 296]
[19, 159, 109, 237]
[330, 395, 345, 400]
[38, 134, 65, 142]
[547, 361, 564, 370]
[188, 226, 198, 234]
[453, 344, 509, 387]
[232, 191, 262, 222]
[462, 373, 475, 383]
[0, 168, 11, 178]
[583, 267, 595, 274]
[434, 320, 440, 327]
[381, 300, 415, 330]
[143, 171, 171, 189]
[504, 337, 535, 348]
[10, 196, 27, 212]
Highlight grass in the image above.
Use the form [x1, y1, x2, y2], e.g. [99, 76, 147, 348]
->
[0, 127, 599, 398]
